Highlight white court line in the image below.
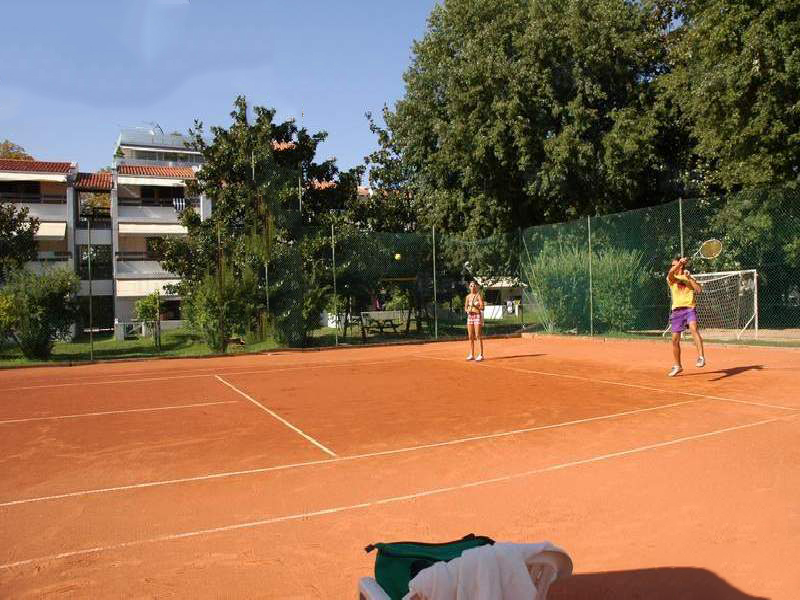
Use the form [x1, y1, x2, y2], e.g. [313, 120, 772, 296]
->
[0, 354, 392, 385]
[0, 413, 792, 571]
[0, 401, 239, 425]
[0, 398, 697, 507]
[214, 375, 338, 457]
[424, 355, 800, 412]
[0, 358, 407, 393]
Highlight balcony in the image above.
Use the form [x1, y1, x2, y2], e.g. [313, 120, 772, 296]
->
[76, 218, 112, 230]
[114, 157, 202, 168]
[115, 251, 160, 261]
[35, 251, 72, 262]
[25, 252, 72, 275]
[115, 255, 177, 281]
[0, 192, 66, 204]
[118, 196, 199, 209]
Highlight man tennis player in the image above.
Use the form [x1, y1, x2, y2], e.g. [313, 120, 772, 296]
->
[667, 257, 706, 377]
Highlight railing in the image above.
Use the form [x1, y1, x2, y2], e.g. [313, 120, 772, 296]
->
[76, 216, 112, 230]
[35, 251, 72, 262]
[118, 196, 199, 208]
[0, 193, 66, 204]
[115, 251, 160, 261]
[114, 157, 202, 168]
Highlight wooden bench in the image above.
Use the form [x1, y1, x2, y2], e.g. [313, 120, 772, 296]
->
[360, 310, 410, 335]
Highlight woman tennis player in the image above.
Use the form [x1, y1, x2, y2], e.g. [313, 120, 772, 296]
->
[667, 257, 706, 376]
[464, 280, 485, 361]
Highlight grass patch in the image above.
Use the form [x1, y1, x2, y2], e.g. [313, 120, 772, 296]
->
[0, 328, 281, 367]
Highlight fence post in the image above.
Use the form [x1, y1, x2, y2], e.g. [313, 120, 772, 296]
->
[754, 271, 759, 339]
[588, 215, 593, 337]
[331, 222, 338, 347]
[679, 197, 685, 258]
[87, 209, 94, 361]
[432, 226, 438, 339]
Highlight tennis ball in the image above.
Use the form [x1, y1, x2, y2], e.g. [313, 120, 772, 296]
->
[394, 253, 402, 260]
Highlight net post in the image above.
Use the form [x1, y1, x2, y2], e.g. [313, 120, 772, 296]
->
[432, 226, 438, 340]
[331, 222, 338, 347]
[587, 215, 593, 336]
[679, 197, 685, 257]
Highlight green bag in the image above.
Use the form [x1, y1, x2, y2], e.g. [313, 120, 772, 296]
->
[365, 534, 495, 600]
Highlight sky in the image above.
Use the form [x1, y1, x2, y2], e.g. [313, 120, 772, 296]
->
[0, 0, 437, 176]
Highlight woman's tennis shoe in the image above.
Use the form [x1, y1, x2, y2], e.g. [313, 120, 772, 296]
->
[466, 354, 474, 361]
[668, 365, 683, 377]
[475, 354, 483, 362]
[696, 356, 706, 368]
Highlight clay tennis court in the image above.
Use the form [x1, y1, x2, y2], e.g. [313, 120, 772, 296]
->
[1, 336, 798, 599]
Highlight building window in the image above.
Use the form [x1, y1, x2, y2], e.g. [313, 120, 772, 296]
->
[78, 244, 113, 279]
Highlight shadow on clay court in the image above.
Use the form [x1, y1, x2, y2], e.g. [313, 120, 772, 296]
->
[549, 567, 768, 600]
[682, 365, 765, 381]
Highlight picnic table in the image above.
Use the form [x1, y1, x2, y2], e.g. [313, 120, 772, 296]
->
[360, 310, 409, 336]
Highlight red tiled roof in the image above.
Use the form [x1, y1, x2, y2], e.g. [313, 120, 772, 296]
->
[357, 186, 371, 197]
[75, 172, 113, 191]
[272, 141, 295, 151]
[308, 179, 337, 191]
[0, 159, 74, 174]
[118, 165, 195, 179]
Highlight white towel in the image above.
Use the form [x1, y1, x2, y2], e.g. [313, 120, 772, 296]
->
[404, 542, 565, 600]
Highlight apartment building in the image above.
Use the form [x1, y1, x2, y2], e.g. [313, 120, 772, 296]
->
[0, 159, 78, 278]
[0, 128, 210, 331]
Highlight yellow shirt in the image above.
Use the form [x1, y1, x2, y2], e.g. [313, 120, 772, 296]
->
[669, 274, 695, 309]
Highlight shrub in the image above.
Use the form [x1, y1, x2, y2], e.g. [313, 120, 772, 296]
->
[0, 267, 79, 359]
[522, 245, 647, 333]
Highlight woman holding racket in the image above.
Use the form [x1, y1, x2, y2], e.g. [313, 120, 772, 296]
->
[667, 256, 706, 376]
[464, 280, 485, 361]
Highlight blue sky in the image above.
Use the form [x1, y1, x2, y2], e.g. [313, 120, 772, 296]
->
[0, 0, 436, 175]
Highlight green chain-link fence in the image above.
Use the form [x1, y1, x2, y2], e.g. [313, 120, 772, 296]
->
[4, 185, 798, 364]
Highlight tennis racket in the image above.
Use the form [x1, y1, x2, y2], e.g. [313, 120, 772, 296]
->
[691, 239, 722, 260]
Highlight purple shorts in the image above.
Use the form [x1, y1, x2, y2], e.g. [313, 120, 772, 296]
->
[670, 307, 698, 333]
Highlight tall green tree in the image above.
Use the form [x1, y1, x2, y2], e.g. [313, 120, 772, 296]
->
[663, 0, 800, 190]
[376, 0, 683, 237]
[159, 96, 355, 348]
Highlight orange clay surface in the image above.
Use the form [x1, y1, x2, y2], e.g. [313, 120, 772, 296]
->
[0, 336, 798, 599]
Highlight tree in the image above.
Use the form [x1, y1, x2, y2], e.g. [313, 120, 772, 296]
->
[0, 202, 38, 280]
[0, 140, 33, 160]
[0, 268, 79, 359]
[159, 96, 355, 348]
[663, 0, 800, 190]
[375, 0, 683, 238]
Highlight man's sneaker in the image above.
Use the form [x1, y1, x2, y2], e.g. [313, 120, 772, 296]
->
[475, 354, 483, 362]
[668, 365, 683, 377]
[696, 356, 706, 368]
[466, 354, 474, 361]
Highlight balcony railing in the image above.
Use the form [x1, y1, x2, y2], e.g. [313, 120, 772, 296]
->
[118, 196, 200, 209]
[114, 157, 202, 168]
[0, 193, 66, 204]
[35, 251, 72, 262]
[76, 218, 112, 230]
[115, 251, 161, 261]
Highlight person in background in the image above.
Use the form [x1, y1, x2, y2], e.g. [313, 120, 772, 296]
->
[465, 280, 485, 361]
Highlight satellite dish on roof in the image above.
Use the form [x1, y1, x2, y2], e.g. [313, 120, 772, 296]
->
[147, 122, 164, 136]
